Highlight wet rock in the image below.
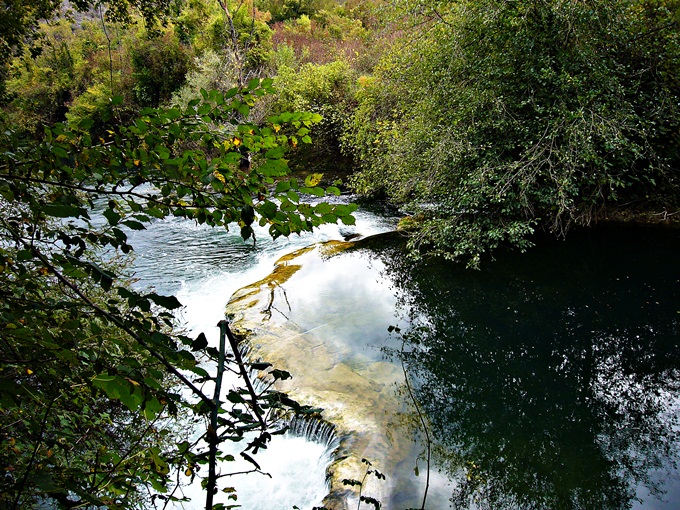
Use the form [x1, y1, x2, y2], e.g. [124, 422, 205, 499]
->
[226, 241, 418, 509]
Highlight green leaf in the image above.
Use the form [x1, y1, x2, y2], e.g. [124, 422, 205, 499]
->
[143, 397, 164, 420]
[0, 185, 15, 201]
[301, 187, 325, 197]
[147, 293, 183, 310]
[265, 146, 285, 159]
[240, 225, 254, 241]
[333, 204, 357, 216]
[122, 220, 146, 230]
[78, 118, 94, 130]
[227, 391, 245, 404]
[192, 332, 208, 351]
[52, 146, 69, 158]
[224, 87, 238, 99]
[271, 369, 291, 381]
[43, 204, 88, 219]
[257, 200, 277, 219]
[304, 173, 324, 187]
[103, 208, 121, 225]
[275, 180, 291, 192]
[314, 202, 332, 215]
[240, 205, 255, 226]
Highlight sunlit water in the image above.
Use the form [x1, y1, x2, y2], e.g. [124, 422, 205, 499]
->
[125, 191, 680, 510]
[124, 197, 399, 509]
[232, 224, 680, 509]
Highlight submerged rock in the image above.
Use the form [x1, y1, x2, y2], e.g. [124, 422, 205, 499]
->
[226, 237, 422, 509]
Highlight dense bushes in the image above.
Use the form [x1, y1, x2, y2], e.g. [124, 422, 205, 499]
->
[130, 33, 191, 107]
[345, 0, 680, 266]
[273, 60, 358, 172]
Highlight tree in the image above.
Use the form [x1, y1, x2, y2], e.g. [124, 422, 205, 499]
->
[272, 60, 358, 173]
[0, 0, 171, 102]
[0, 79, 356, 508]
[346, 0, 680, 267]
[130, 32, 192, 107]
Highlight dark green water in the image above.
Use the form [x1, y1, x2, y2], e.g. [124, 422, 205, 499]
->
[243, 221, 679, 509]
[372, 225, 680, 509]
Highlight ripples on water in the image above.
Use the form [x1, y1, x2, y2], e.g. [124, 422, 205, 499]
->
[124, 197, 399, 510]
[124, 191, 680, 510]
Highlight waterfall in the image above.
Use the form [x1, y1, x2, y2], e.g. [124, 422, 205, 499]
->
[125, 198, 399, 509]
[285, 414, 340, 452]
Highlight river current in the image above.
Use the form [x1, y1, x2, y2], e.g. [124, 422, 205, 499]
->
[126, 197, 399, 509]
[127, 197, 680, 510]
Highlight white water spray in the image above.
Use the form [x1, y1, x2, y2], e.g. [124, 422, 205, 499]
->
[126, 200, 398, 509]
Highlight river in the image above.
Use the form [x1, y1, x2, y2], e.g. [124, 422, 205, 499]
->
[128, 199, 680, 510]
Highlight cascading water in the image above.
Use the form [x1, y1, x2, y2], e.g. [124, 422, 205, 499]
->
[124, 197, 398, 509]
[124, 191, 680, 510]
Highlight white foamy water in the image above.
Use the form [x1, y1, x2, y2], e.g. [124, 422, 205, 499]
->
[124, 198, 398, 509]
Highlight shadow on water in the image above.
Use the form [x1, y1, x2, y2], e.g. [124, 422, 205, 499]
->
[373, 225, 680, 509]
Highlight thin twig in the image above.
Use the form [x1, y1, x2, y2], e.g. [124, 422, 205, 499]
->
[98, 2, 114, 95]
[225, 324, 267, 431]
[401, 339, 430, 510]
[10, 399, 56, 510]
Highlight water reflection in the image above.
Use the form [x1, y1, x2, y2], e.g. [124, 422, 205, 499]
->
[375, 226, 680, 509]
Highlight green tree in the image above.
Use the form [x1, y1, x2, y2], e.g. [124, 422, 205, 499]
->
[131, 32, 192, 107]
[0, 0, 171, 102]
[0, 79, 355, 508]
[346, 0, 680, 266]
[273, 60, 358, 172]
[257, 0, 339, 22]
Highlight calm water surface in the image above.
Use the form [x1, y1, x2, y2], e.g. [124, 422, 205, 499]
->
[273, 224, 680, 509]
[370, 225, 680, 509]
[129, 195, 680, 510]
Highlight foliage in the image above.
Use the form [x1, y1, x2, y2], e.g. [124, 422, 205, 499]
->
[272, 60, 358, 171]
[346, 0, 680, 266]
[269, 7, 380, 71]
[2, 17, 178, 134]
[204, 2, 274, 75]
[66, 83, 117, 134]
[0, 0, 171, 102]
[0, 79, 355, 508]
[257, 0, 339, 22]
[341, 458, 385, 510]
[2, 0, 383, 141]
[171, 49, 240, 108]
[0, 258, 185, 508]
[130, 32, 192, 107]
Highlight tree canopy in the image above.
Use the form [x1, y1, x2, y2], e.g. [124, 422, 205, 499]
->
[0, 0, 172, 100]
[346, 0, 680, 266]
[0, 71, 356, 506]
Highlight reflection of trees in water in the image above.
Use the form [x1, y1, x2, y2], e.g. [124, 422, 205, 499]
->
[374, 226, 680, 509]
